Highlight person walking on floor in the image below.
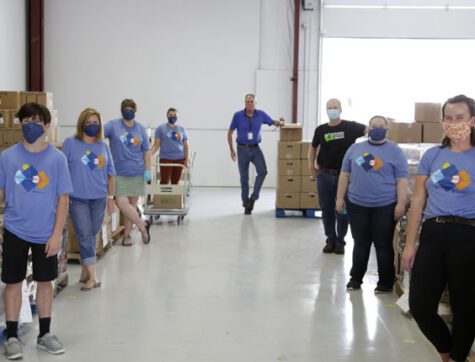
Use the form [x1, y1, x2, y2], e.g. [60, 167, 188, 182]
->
[151, 107, 189, 184]
[104, 99, 151, 246]
[336, 115, 408, 293]
[0, 103, 73, 358]
[308, 98, 367, 254]
[62, 108, 116, 291]
[402, 94, 475, 362]
[227, 94, 284, 215]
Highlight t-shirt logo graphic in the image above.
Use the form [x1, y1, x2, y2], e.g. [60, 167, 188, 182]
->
[324, 131, 344, 142]
[15, 164, 49, 192]
[81, 151, 105, 170]
[168, 130, 183, 143]
[356, 152, 383, 171]
[430, 162, 471, 191]
[120, 132, 141, 148]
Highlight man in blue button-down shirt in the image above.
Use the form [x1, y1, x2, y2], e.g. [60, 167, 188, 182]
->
[227, 94, 284, 214]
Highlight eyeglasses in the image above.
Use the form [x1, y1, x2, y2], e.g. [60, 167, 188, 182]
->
[22, 117, 43, 125]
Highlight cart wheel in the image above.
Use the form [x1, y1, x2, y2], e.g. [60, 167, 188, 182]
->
[180, 215, 185, 221]
[153, 215, 160, 221]
[177, 216, 181, 224]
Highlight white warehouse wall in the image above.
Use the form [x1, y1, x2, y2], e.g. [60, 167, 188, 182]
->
[44, 0, 298, 187]
[0, 0, 27, 90]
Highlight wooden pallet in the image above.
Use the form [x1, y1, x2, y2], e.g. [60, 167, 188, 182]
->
[275, 208, 321, 218]
[68, 226, 124, 262]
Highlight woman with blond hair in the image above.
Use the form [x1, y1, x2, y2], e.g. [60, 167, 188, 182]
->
[62, 108, 116, 291]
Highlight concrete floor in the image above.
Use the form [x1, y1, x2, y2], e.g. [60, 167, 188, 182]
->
[16, 187, 439, 361]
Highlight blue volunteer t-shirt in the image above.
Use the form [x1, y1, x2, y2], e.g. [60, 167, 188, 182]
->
[61, 137, 116, 199]
[0, 143, 73, 244]
[104, 119, 150, 177]
[418, 146, 475, 219]
[342, 140, 408, 207]
[154, 124, 188, 160]
[229, 109, 274, 145]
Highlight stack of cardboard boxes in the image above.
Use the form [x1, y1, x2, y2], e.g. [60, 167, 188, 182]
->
[0, 91, 59, 149]
[276, 125, 319, 210]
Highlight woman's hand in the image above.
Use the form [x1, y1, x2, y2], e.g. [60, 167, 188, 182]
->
[394, 203, 406, 220]
[107, 198, 115, 214]
[336, 198, 346, 214]
[401, 244, 416, 271]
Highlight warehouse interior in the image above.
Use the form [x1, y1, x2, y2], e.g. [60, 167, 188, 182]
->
[0, 0, 475, 361]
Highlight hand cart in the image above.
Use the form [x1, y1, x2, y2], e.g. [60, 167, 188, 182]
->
[143, 163, 189, 224]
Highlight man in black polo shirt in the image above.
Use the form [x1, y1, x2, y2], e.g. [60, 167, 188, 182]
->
[309, 98, 367, 254]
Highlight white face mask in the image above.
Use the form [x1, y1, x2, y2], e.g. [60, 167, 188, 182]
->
[327, 109, 341, 120]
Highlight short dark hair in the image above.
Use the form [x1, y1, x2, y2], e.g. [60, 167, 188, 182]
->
[121, 99, 137, 112]
[167, 107, 177, 116]
[441, 94, 475, 148]
[16, 103, 51, 125]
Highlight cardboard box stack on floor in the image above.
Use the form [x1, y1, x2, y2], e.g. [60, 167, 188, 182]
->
[415, 102, 445, 143]
[0, 91, 59, 150]
[276, 125, 319, 209]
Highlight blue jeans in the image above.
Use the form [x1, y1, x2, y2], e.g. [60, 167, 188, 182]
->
[237, 145, 267, 205]
[347, 201, 396, 287]
[69, 196, 107, 266]
[316, 170, 348, 245]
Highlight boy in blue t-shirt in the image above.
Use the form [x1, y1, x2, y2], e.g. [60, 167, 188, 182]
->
[0, 103, 73, 358]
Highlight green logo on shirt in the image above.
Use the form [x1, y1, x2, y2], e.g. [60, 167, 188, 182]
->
[324, 131, 344, 142]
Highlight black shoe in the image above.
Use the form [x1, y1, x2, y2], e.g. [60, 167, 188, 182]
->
[322, 239, 335, 253]
[334, 244, 345, 255]
[244, 207, 252, 215]
[346, 280, 362, 291]
[247, 197, 255, 211]
[374, 285, 393, 294]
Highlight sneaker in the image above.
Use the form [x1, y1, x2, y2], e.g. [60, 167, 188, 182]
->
[4, 337, 22, 360]
[346, 280, 361, 291]
[334, 244, 345, 255]
[247, 197, 255, 211]
[244, 198, 253, 215]
[322, 239, 335, 253]
[37, 333, 65, 355]
[374, 285, 393, 294]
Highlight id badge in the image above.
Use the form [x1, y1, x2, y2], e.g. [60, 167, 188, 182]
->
[247, 132, 253, 140]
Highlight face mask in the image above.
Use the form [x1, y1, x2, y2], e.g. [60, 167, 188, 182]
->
[84, 124, 100, 137]
[122, 109, 135, 121]
[368, 127, 387, 142]
[22, 122, 44, 144]
[443, 121, 472, 143]
[168, 117, 177, 124]
[327, 109, 341, 121]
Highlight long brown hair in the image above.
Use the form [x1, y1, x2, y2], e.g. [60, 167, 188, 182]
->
[440, 94, 475, 148]
[75, 108, 103, 141]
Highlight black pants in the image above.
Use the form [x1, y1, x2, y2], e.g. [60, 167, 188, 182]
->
[347, 201, 396, 287]
[409, 221, 475, 362]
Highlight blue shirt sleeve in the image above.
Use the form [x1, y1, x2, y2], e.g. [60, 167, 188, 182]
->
[61, 137, 71, 160]
[0, 153, 6, 189]
[104, 121, 112, 138]
[182, 127, 188, 142]
[154, 126, 162, 140]
[417, 147, 436, 175]
[395, 147, 409, 179]
[105, 144, 116, 176]
[229, 113, 238, 130]
[56, 152, 73, 196]
[141, 126, 151, 152]
[341, 144, 354, 173]
[261, 111, 274, 126]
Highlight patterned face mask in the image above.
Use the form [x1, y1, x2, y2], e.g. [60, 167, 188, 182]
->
[443, 121, 472, 142]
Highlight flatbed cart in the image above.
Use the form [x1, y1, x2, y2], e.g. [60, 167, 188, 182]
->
[143, 163, 189, 224]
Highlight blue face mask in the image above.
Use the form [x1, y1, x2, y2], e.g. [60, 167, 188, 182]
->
[168, 117, 177, 124]
[368, 127, 387, 142]
[327, 109, 341, 121]
[122, 109, 135, 121]
[84, 124, 100, 137]
[22, 122, 44, 144]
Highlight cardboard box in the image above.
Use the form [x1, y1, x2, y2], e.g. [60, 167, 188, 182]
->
[0, 92, 21, 109]
[4, 129, 22, 145]
[300, 192, 320, 209]
[300, 175, 316, 192]
[46, 125, 57, 143]
[300, 159, 311, 176]
[0, 131, 5, 146]
[11, 111, 20, 128]
[276, 192, 299, 209]
[388, 122, 422, 143]
[280, 124, 302, 142]
[278, 142, 301, 160]
[301, 141, 311, 159]
[278, 160, 301, 176]
[422, 122, 444, 143]
[277, 176, 301, 192]
[153, 194, 183, 209]
[36, 92, 54, 109]
[0, 110, 7, 127]
[415, 102, 442, 123]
